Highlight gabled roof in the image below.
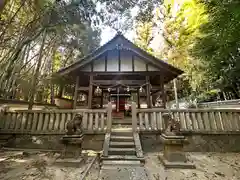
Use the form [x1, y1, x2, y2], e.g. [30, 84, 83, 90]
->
[57, 33, 183, 78]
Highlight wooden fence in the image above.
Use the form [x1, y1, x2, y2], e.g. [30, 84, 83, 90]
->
[0, 103, 112, 134]
[131, 102, 240, 133]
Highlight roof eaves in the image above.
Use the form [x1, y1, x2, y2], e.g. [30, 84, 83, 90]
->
[57, 33, 121, 74]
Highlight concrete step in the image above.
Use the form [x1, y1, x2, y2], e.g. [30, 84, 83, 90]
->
[111, 130, 133, 136]
[108, 148, 136, 155]
[111, 136, 134, 142]
[102, 160, 141, 167]
[110, 141, 135, 148]
[101, 155, 144, 162]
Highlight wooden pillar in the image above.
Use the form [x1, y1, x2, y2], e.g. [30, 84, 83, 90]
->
[107, 102, 112, 133]
[100, 90, 104, 108]
[73, 76, 79, 109]
[146, 76, 151, 108]
[58, 85, 64, 98]
[117, 87, 119, 112]
[88, 75, 93, 109]
[160, 76, 166, 108]
[131, 102, 137, 132]
[137, 89, 140, 108]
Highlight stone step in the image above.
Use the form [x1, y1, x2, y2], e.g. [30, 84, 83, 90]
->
[0, 135, 12, 140]
[111, 128, 132, 133]
[110, 141, 135, 148]
[102, 160, 141, 167]
[111, 136, 134, 142]
[111, 130, 133, 136]
[101, 155, 144, 162]
[112, 120, 132, 125]
[0, 140, 7, 146]
[108, 148, 136, 155]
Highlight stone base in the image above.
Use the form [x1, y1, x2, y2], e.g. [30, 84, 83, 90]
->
[158, 155, 196, 169]
[54, 157, 83, 167]
[61, 135, 83, 158]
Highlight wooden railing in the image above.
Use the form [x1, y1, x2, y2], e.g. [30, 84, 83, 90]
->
[0, 103, 112, 134]
[131, 102, 240, 133]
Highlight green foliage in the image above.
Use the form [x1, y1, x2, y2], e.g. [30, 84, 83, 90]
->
[191, 0, 240, 97]
[134, 0, 240, 101]
[193, 89, 220, 103]
[0, 0, 102, 102]
[163, 0, 209, 93]
[134, 21, 154, 54]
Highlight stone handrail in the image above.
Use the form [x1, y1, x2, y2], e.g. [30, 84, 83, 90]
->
[0, 103, 112, 134]
[131, 103, 240, 133]
[198, 99, 240, 108]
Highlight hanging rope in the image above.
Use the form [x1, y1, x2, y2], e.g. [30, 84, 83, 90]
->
[90, 82, 150, 89]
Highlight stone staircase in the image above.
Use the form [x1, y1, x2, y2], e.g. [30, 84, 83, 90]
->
[112, 118, 132, 126]
[101, 128, 144, 169]
[0, 135, 14, 148]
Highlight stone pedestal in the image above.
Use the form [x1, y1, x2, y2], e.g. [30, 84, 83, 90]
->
[61, 134, 84, 158]
[55, 134, 84, 167]
[159, 133, 195, 169]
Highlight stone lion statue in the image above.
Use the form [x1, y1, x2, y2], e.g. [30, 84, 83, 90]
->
[0, 105, 9, 118]
[163, 113, 181, 135]
[66, 113, 83, 135]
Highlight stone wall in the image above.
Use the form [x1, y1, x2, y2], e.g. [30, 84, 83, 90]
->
[185, 134, 240, 152]
[140, 134, 240, 153]
[5, 134, 104, 151]
[4, 133, 240, 153]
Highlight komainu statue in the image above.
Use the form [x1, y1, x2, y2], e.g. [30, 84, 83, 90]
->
[163, 113, 181, 135]
[0, 105, 8, 115]
[60, 113, 84, 159]
[66, 113, 83, 135]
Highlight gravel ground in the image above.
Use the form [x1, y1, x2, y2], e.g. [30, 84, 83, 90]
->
[145, 152, 240, 180]
[0, 150, 240, 180]
[0, 150, 99, 180]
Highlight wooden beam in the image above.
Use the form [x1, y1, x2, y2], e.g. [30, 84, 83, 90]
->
[77, 87, 89, 91]
[92, 80, 145, 85]
[118, 49, 121, 71]
[88, 75, 93, 109]
[146, 76, 151, 108]
[132, 55, 135, 72]
[73, 76, 79, 109]
[91, 62, 93, 72]
[146, 63, 149, 71]
[105, 53, 107, 72]
[84, 72, 162, 76]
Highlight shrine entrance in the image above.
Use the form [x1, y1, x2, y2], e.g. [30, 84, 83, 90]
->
[56, 33, 183, 110]
[110, 86, 132, 118]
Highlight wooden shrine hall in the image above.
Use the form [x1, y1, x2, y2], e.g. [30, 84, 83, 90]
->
[56, 33, 183, 115]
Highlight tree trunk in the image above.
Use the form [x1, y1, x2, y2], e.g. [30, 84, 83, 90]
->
[50, 47, 57, 104]
[28, 29, 47, 110]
